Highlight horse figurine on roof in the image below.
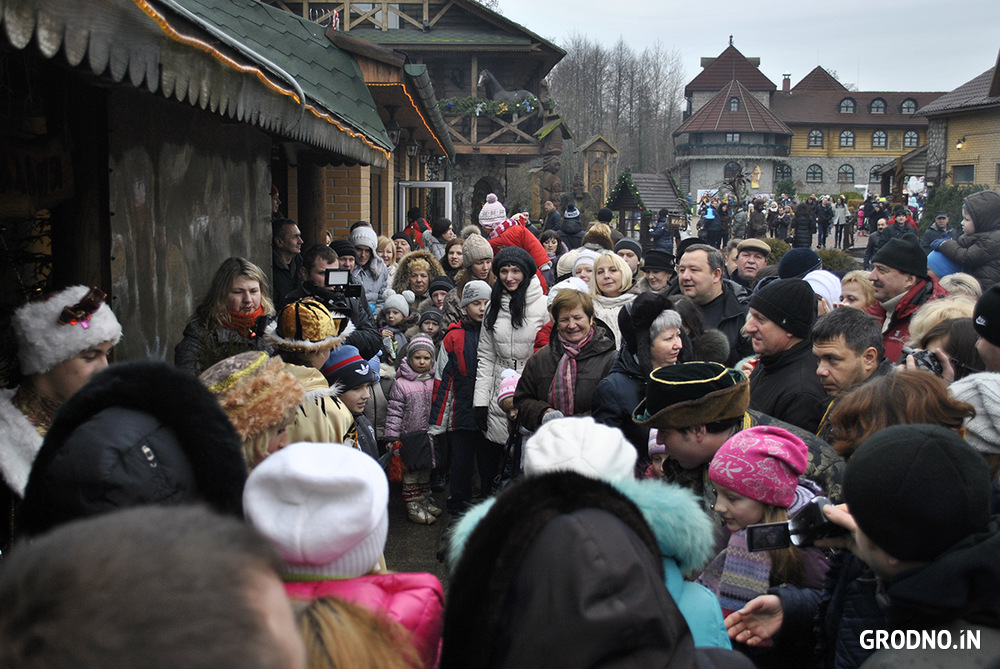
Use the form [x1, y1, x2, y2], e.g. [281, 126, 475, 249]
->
[477, 69, 534, 111]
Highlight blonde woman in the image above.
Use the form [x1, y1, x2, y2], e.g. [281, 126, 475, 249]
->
[589, 252, 636, 348]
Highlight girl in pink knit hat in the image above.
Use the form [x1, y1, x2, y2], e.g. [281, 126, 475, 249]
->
[697, 426, 830, 663]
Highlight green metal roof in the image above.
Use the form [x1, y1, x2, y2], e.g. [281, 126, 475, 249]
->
[171, 0, 391, 149]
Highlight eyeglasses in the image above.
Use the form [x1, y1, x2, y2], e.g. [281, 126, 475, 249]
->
[58, 287, 106, 329]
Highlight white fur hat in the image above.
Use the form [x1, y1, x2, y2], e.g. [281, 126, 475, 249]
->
[243, 442, 389, 578]
[803, 270, 842, 312]
[524, 416, 637, 482]
[349, 226, 379, 252]
[14, 285, 123, 375]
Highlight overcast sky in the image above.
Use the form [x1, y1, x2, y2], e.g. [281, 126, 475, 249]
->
[496, 0, 1000, 94]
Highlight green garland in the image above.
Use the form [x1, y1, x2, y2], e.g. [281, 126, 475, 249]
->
[606, 170, 646, 211]
[439, 95, 539, 119]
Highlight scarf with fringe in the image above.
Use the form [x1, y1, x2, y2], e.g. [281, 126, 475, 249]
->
[548, 329, 594, 416]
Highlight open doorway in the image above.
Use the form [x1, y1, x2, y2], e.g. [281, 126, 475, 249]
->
[395, 180, 453, 233]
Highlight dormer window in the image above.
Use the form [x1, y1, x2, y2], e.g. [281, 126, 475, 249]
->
[729, 97, 740, 112]
[839, 98, 856, 114]
[870, 98, 886, 114]
[901, 99, 917, 115]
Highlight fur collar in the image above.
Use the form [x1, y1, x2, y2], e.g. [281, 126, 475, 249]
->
[0, 388, 43, 496]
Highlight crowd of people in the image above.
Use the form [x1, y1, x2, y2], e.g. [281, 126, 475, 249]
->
[1, 188, 1000, 668]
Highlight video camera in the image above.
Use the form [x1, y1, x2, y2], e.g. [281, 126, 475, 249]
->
[745, 496, 848, 552]
[324, 268, 363, 299]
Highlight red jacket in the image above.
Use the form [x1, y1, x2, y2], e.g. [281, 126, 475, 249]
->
[866, 278, 949, 362]
[487, 215, 549, 292]
[285, 572, 444, 668]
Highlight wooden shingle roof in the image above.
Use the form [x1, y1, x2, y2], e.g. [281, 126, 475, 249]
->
[607, 171, 685, 216]
[685, 45, 776, 96]
[673, 80, 791, 136]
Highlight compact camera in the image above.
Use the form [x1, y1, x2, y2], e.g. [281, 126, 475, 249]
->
[745, 496, 848, 552]
[901, 346, 943, 376]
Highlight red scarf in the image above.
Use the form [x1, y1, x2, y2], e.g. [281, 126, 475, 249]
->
[487, 217, 519, 240]
[224, 306, 264, 338]
[548, 329, 594, 416]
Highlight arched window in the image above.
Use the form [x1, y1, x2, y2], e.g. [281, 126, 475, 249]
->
[839, 98, 856, 113]
[806, 164, 823, 183]
[838, 164, 855, 183]
[903, 131, 919, 148]
[808, 130, 824, 147]
[869, 166, 881, 182]
[774, 163, 792, 181]
[840, 130, 855, 148]
[729, 97, 740, 112]
[872, 130, 888, 148]
[870, 98, 886, 114]
[901, 98, 917, 115]
[724, 162, 742, 179]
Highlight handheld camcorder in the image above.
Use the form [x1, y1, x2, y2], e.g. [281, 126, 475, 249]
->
[745, 496, 848, 552]
[324, 269, 363, 299]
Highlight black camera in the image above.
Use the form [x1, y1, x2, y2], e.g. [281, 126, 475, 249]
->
[901, 346, 943, 376]
[324, 268, 363, 299]
[745, 496, 848, 552]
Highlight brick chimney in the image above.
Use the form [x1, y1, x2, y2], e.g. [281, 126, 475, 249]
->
[782, 74, 791, 93]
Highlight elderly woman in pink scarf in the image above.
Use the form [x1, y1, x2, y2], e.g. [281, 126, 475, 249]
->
[511, 290, 617, 431]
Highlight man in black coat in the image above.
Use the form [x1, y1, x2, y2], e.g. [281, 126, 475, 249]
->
[271, 218, 303, 309]
[542, 200, 562, 232]
[284, 244, 381, 360]
[745, 279, 826, 434]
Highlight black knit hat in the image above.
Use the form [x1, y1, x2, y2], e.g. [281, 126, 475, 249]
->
[428, 274, 455, 296]
[492, 246, 537, 279]
[614, 238, 642, 259]
[748, 278, 817, 340]
[844, 424, 991, 562]
[330, 239, 356, 259]
[974, 284, 1000, 348]
[391, 231, 415, 251]
[871, 232, 926, 278]
[597, 208, 614, 223]
[777, 248, 822, 279]
[641, 249, 675, 273]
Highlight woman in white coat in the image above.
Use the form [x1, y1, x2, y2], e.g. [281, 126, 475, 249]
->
[473, 247, 548, 446]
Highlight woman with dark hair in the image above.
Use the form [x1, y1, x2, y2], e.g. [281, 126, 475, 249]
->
[442, 237, 464, 281]
[789, 203, 817, 248]
[473, 247, 548, 445]
[512, 290, 616, 431]
[175, 257, 275, 375]
[539, 229, 566, 288]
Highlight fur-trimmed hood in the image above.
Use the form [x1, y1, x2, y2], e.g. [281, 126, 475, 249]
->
[448, 476, 715, 578]
[392, 249, 445, 296]
[19, 361, 247, 538]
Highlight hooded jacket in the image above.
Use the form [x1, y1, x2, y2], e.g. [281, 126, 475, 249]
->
[392, 250, 446, 316]
[473, 276, 548, 443]
[351, 253, 389, 310]
[487, 218, 550, 291]
[938, 196, 1000, 291]
[384, 356, 433, 441]
[441, 472, 752, 667]
[18, 362, 247, 539]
